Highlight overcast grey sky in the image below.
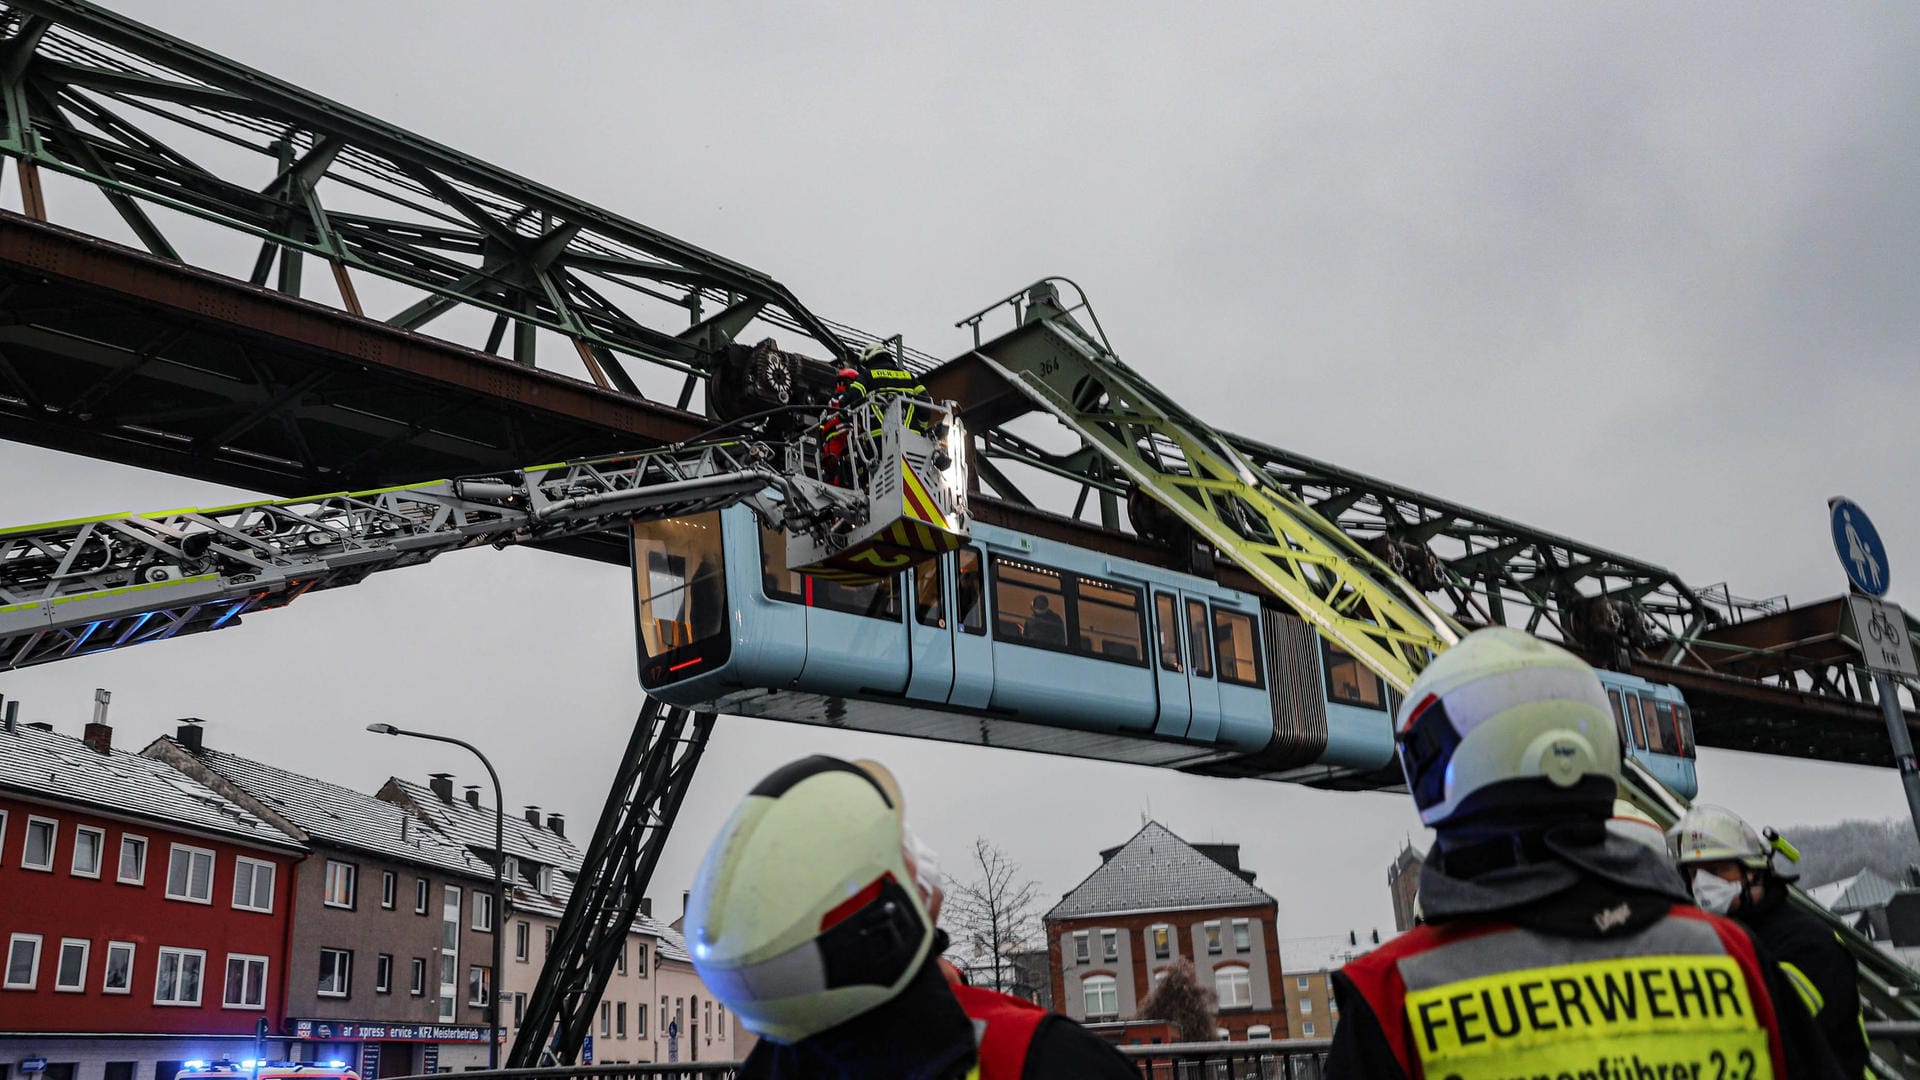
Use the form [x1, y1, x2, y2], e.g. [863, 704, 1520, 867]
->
[4, 2, 1920, 941]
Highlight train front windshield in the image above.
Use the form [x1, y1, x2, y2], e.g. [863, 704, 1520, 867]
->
[634, 513, 730, 686]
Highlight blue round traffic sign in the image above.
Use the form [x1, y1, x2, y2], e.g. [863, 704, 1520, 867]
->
[1830, 497, 1891, 597]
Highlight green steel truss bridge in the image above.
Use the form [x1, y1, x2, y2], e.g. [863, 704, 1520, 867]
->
[1, 0, 1918, 1070]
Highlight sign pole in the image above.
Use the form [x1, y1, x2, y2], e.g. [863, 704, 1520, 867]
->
[1829, 497, 1920, 847]
[1872, 668, 1920, 847]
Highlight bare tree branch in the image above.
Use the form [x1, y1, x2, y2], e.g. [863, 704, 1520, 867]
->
[946, 837, 1043, 996]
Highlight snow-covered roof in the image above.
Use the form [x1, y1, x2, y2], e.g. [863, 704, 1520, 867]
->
[1046, 821, 1274, 920]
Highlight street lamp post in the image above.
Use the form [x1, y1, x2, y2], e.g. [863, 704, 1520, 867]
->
[367, 723, 505, 1068]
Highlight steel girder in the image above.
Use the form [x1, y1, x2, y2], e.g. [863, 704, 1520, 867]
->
[511, 699, 713, 1066]
[0, 0, 917, 387]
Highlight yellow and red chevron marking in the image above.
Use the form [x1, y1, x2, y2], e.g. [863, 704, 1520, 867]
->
[898, 457, 950, 532]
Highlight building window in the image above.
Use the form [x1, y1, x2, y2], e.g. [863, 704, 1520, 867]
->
[318, 948, 352, 998]
[1100, 929, 1118, 961]
[415, 876, 430, 914]
[636, 942, 649, 978]
[103, 941, 135, 993]
[616, 1000, 628, 1037]
[23, 815, 57, 871]
[1216, 965, 1252, 1009]
[599, 1000, 611, 1037]
[1204, 921, 1223, 955]
[440, 885, 461, 1021]
[515, 922, 530, 962]
[1300, 996, 1313, 1013]
[375, 954, 393, 994]
[1082, 975, 1118, 1020]
[232, 857, 275, 913]
[513, 992, 527, 1027]
[323, 860, 356, 909]
[1248, 1025, 1273, 1041]
[468, 965, 490, 1006]
[615, 942, 627, 975]
[545, 926, 555, 955]
[165, 844, 215, 903]
[154, 946, 206, 1006]
[1232, 918, 1251, 952]
[1296, 974, 1309, 991]
[473, 891, 495, 932]
[118, 834, 147, 884]
[410, 957, 426, 996]
[536, 864, 553, 893]
[71, 826, 105, 878]
[381, 871, 397, 910]
[1302, 1021, 1316, 1037]
[637, 1003, 649, 1038]
[1149, 925, 1171, 960]
[705, 999, 712, 1040]
[50, 937, 88, 992]
[0, 808, 6, 863]
[223, 954, 268, 1009]
[5, 933, 42, 989]
[1072, 930, 1089, 964]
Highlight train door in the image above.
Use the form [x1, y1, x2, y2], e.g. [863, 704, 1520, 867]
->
[1150, 590, 1194, 739]
[1605, 689, 1632, 749]
[947, 546, 994, 709]
[1182, 594, 1221, 743]
[905, 556, 956, 703]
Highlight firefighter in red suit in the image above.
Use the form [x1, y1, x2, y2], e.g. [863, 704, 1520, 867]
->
[1328, 628, 1845, 1079]
[683, 755, 1135, 1079]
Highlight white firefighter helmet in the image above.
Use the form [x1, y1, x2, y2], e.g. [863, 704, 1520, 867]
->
[1667, 804, 1772, 871]
[1607, 799, 1670, 855]
[684, 755, 935, 1044]
[1395, 627, 1619, 828]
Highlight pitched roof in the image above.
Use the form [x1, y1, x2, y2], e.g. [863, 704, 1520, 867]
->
[1279, 934, 1381, 974]
[1045, 821, 1275, 921]
[382, 777, 581, 869]
[161, 740, 486, 877]
[1808, 869, 1902, 914]
[1, 725, 300, 850]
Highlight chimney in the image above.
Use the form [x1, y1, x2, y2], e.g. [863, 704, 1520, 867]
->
[640, 897, 652, 920]
[83, 723, 113, 755]
[429, 773, 455, 803]
[524, 806, 542, 828]
[463, 784, 481, 809]
[3, 697, 18, 733]
[546, 812, 565, 838]
[175, 718, 205, 753]
[92, 687, 111, 725]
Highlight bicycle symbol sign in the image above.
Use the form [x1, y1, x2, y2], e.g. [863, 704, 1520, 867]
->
[1849, 594, 1917, 678]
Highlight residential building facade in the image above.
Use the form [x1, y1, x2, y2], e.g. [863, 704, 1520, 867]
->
[1044, 822, 1288, 1043]
[1277, 936, 1373, 1041]
[146, 726, 498, 1075]
[1, 718, 304, 1080]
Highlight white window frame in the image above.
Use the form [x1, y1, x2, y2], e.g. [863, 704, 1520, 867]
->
[323, 859, 356, 909]
[1100, 928, 1118, 961]
[636, 1002, 648, 1038]
[375, 953, 393, 994]
[536, 864, 553, 893]
[71, 825, 105, 879]
[415, 876, 430, 914]
[1081, 974, 1118, 1019]
[514, 922, 529, 962]
[318, 947, 352, 998]
[616, 999, 627, 1038]
[4, 933, 42, 989]
[472, 890, 495, 932]
[102, 940, 135, 994]
[55, 937, 89, 991]
[469, 963, 491, 1006]
[1204, 920, 1223, 955]
[154, 945, 207, 1006]
[1296, 974, 1309, 991]
[614, 941, 626, 975]
[1248, 1024, 1273, 1040]
[1149, 923, 1172, 960]
[1300, 996, 1313, 1013]
[232, 856, 276, 913]
[599, 999, 611, 1037]
[222, 953, 269, 1010]
[1215, 964, 1252, 1009]
[23, 814, 57, 871]
[637, 942, 648, 978]
[118, 833, 148, 885]
[1302, 1021, 1316, 1037]
[409, 956, 426, 996]
[0, 808, 7, 866]
[165, 843, 215, 904]
[1072, 930, 1089, 964]
[1232, 917, 1251, 951]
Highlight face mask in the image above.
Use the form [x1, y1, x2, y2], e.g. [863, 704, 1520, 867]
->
[1692, 869, 1742, 915]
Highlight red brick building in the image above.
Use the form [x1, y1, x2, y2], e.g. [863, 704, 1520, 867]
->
[1044, 822, 1288, 1043]
[1, 719, 304, 1080]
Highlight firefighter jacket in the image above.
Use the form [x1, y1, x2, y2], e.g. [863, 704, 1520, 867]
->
[843, 362, 930, 431]
[1328, 830, 1847, 1080]
[1736, 882, 1870, 1079]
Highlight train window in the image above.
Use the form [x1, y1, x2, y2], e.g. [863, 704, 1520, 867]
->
[1213, 609, 1263, 688]
[1606, 690, 1629, 748]
[994, 560, 1069, 645]
[1673, 702, 1696, 759]
[1322, 641, 1385, 709]
[1186, 600, 1213, 679]
[1642, 694, 1670, 753]
[955, 549, 986, 635]
[1623, 694, 1646, 749]
[758, 525, 804, 602]
[914, 560, 945, 628]
[633, 514, 728, 676]
[812, 575, 901, 620]
[1154, 593, 1183, 672]
[1076, 577, 1145, 665]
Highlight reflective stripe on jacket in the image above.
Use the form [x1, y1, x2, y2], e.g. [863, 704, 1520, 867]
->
[1340, 904, 1787, 1080]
